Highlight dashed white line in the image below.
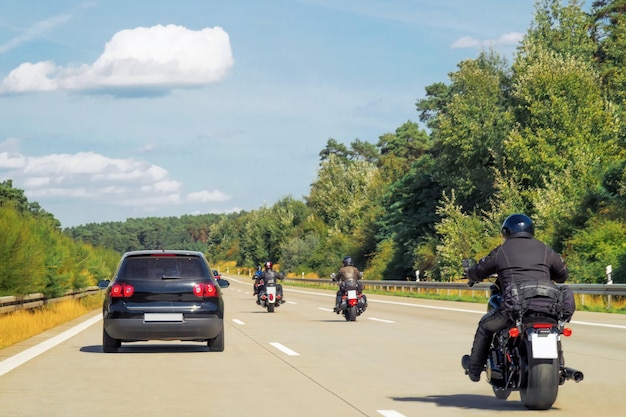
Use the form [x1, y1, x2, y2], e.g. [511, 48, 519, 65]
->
[377, 410, 406, 417]
[232, 319, 245, 325]
[270, 342, 300, 356]
[368, 317, 395, 324]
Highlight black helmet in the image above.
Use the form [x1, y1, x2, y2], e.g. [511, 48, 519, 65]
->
[501, 214, 534, 238]
[342, 256, 353, 267]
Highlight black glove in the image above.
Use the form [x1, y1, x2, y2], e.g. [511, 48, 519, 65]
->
[467, 280, 476, 288]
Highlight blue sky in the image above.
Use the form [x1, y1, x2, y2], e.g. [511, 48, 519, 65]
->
[0, 0, 538, 228]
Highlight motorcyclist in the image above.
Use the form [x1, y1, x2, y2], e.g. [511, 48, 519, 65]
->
[256, 261, 284, 304]
[461, 213, 570, 382]
[252, 265, 263, 295]
[332, 256, 364, 313]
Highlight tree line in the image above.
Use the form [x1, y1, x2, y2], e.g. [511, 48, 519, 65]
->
[5, 1, 626, 290]
[0, 180, 120, 297]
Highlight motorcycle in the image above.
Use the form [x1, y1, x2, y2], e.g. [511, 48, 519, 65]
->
[331, 273, 367, 321]
[462, 259, 583, 410]
[256, 274, 283, 313]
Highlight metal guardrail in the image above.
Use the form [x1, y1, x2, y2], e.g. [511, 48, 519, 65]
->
[0, 287, 102, 315]
[284, 278, 626, 295]
[283, 278, 626, 308]
[2, 280, 624, 314]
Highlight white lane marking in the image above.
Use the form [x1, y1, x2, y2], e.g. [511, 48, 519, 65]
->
[232, 319, 245, 325]
[319, 307, 334, 312]
[377, 410, 406, 417]
[570, 320, 626, 329]
[0, 314, 102, 377]
[368, 317, 395, 324]
[270, 342, 300, 356]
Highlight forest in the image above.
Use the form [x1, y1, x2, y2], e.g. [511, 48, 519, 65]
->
[3, 1, 626, 296]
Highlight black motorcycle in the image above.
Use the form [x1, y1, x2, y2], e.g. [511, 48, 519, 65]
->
[332, 274, 367, 321]
[256, 274, 283, 313]
[463, 260, 583, 410]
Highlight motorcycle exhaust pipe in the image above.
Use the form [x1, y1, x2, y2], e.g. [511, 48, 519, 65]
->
[562, 367, 584, 382]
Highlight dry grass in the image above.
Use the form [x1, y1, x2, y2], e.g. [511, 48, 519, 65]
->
[0, 293, 103, 350]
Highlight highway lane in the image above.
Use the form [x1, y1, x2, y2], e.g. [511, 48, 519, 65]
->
[0, 275, 625, 417]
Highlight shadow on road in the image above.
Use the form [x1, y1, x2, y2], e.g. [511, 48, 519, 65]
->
[80, 344, 210, 354]
[391, 394, 562, 412]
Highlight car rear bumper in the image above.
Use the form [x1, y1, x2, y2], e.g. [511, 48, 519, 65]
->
[104, 316, 223, 341]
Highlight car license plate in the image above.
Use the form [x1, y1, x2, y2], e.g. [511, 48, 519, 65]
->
[530, 332, 558, 359]
[144, 313, 183, 322]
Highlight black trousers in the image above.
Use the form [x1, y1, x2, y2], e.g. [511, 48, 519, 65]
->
[468, 307, 509, 375]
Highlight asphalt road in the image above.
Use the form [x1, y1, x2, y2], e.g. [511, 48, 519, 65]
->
[0, 275, 625, 417]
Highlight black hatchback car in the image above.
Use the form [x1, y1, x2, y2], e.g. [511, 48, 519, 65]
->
[98, 250, 229, 353]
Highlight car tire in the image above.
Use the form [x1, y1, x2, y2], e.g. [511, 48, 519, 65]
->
[208, 327, 225, 352]
[102, 327, 121, 353]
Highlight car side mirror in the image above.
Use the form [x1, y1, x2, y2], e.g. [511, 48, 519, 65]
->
[97, 279, 110, 289]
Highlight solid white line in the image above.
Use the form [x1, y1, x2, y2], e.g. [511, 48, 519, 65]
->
[0, 314, 102, 377]
[232, 319, 245, 325]
[368, 317, 395, 324]
[570, 320, 626, 329]
[377, 410, 406, 417]
[270, 342, 300, 356]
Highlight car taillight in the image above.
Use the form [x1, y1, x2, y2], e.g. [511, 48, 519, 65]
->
[193, 283, 217, 297]
[111, 283, 134, 297]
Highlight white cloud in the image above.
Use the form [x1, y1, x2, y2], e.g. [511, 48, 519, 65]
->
[187, 190, 231, 203]
[0, 139, 232, 212]
[451, 32, 523, 49]
[0, 24, 234, 95]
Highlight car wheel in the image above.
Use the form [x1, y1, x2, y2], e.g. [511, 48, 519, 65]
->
[208, 327, 225, 352]
[102, 327, 121, 353]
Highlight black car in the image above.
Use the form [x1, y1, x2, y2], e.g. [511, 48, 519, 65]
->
[98, 250, 229, 353]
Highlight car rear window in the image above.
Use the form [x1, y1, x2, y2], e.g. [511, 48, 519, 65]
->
[118, 256, 208, 281]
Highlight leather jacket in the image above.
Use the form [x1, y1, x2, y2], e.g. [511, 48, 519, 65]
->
[335, 265, 361, 283]
[466, 232, 568, 311]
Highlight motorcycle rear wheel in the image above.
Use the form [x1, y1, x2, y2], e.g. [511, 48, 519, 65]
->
[520, 358, 559, 410]
[346, 306, 357, 321]
[268, 303, 275, 313]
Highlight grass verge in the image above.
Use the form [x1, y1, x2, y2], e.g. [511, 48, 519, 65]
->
[0, 293, 103, 350]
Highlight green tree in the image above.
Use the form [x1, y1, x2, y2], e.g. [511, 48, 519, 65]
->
[306, 153, 377, 234]
[426, 50, 514, 212]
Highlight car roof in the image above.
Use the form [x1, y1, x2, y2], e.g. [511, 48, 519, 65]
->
[121, 249, 206, 258]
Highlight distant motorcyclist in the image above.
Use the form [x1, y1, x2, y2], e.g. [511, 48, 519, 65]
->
[256, 261, 284, 305]
[332, 256, 364, 313]
[461, 214, 570, 382]
[252, 265, 263, 295]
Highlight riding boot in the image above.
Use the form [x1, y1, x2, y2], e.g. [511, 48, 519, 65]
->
[466, 326, 491, 381]
[465, 308, 509, 382]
